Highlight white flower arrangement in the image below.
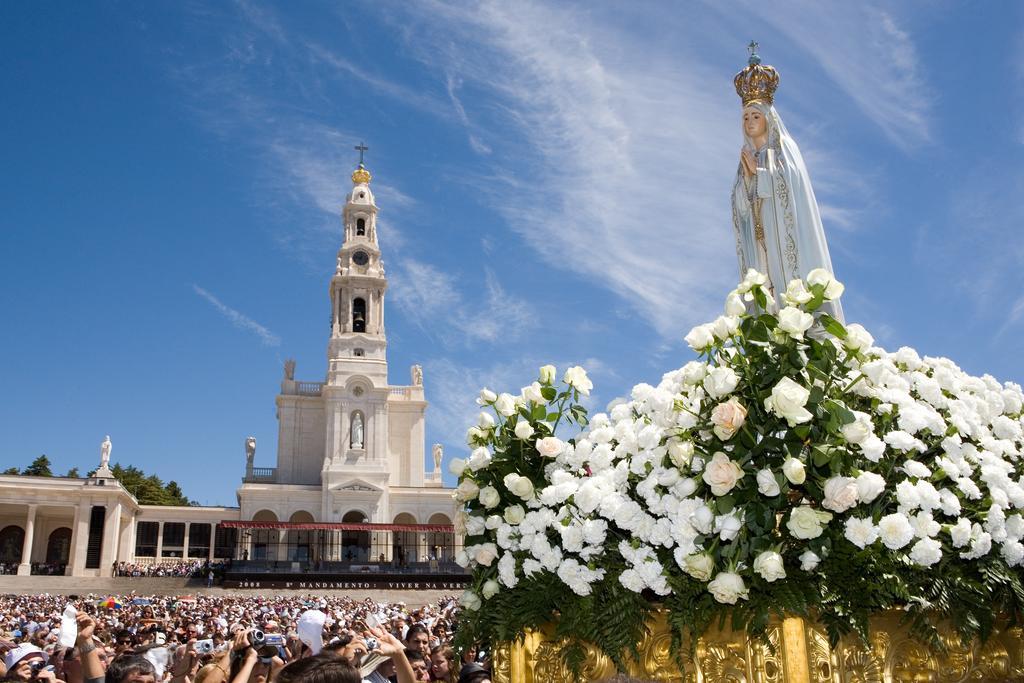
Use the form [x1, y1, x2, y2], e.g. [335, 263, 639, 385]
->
[453, 270, 1024, 665]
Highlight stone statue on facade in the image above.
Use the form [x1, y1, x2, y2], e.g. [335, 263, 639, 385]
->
[284, 358, 296, 380]
[411, 364, 423, 386]
[245, 436, 257, 467]
[351, 413, 364, 449]
[99, 435, 112, 472]
[432, 443, 443, 472]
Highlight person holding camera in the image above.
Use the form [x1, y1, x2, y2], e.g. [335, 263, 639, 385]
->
[3, 644, 57, 683]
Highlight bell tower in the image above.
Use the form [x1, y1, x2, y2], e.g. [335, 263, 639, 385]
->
[327, 147, 388, 387]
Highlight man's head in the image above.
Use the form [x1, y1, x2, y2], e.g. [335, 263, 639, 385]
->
[3, 645, 48, 682]
[405, 649, 430, 682]
[404, 625, 430, 657]
[107, 655, 157, 683]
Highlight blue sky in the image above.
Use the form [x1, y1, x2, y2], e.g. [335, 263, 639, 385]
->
[2, 1, 1022, 506]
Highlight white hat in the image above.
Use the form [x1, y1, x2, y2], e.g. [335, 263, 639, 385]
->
[4, 644, 47, 671]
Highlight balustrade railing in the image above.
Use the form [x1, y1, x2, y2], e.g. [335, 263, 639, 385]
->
[295, 381, 324, 396]
[246, 467, 277, 482]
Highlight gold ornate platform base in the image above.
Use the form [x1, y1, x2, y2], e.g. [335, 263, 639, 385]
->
[492, 612, 1024, 682]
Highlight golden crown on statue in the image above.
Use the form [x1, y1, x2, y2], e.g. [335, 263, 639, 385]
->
[734, 41, 780, 106]
[351, 165, 372, 184]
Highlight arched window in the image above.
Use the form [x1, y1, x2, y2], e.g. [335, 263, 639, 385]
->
[356, 218, 366, 236]
[353, 348, 364, 357]
[0, 525, 25, 564]
[46, 527, 72, 565]
[352, 297, 366, 333]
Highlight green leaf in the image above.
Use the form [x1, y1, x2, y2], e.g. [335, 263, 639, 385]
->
[541, 386, 557, 401]
[818, 313, 847, 339]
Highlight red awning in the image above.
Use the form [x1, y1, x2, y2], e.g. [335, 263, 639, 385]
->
[218, 521, 455, 532]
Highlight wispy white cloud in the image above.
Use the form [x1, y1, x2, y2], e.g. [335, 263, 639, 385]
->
[390, 261, 532, 345]
[446, 74, 492, 155]
[731, 3, 932, 148]
[192, 285, 281, 346]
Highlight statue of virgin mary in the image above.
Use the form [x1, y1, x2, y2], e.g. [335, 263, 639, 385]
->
[731, 44, 844, 323]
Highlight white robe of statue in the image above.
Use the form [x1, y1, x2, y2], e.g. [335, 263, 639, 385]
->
[731, 102, 844, 323]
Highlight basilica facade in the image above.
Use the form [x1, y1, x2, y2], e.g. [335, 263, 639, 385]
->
[0, 162, 457, 577]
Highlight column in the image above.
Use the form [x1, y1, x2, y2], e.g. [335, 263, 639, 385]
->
[182, 523, 190, 560]
[99, 503, 121, 576]
[208, 524, 215, 562]
[17, 504, 37, 575]
[155, 521, 164, 562]
[69, 502, 90, 576]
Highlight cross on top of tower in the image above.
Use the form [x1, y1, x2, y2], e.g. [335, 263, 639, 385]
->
[351, 141, 372, 185]
[355, 142, 368, 167]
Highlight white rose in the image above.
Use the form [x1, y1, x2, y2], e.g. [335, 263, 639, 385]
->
[855, 471, 886, 503]
[782, 458, 806, 485]
[668, 439, 694, 469]
[481, 579, 500, 599]
[909, 538, 942, 566]
[784, 279, 813, 306]
[539, 364, 556, 385]
[455, 479, 480, 501]
[685, 323, 716, 350]
[777, 306, 815, 340]
[473, 543, 498, 566]
[843, 324, 874, 352]
[479, 485, 501, 509]
[704, 366, 740, 399]
[799, 550, 820, 572]
[466, 426, 487, 445]
[707, 571, 749, 604]
[563, 366, 593, 395]
[822, 476, 859, 513]
[521, 382, 545, 405]
[787, 506, 832, 540]
[477, 412, 495, 428]
[536, 436, 565, 458]
[740, 269, 769, 291]
[844, 517, 879, 549]
[459, 590, 481, 611]
[494, 393, 517, 417]
[877, 513, 915, 550]
[680, 361, 707, 385]
[710, 398, 748, 440]
[477, 388, 497, 405]
[464, 515, 485, 536]
[503, 504, 526, 525]
[806, 268, 844, 300]
[514, 419, 535, 440]
[701, 451, 744, 496]
[681, 553, 715, 581]
[753, 551, 786, 582]
[725, 290, 746, 316]
[861, 436, 886, 462]
[448, 458, 467, 477]
[756, 469, 781, 497]
[467, 447, 492, 472]
[841, 411, 873, 445]
[765, 377, 813, 426]
[485, 515, 503, 530]
[715, 512, 742, 541]
[503, 473, 535, 500]
[711, 315, 740, 341]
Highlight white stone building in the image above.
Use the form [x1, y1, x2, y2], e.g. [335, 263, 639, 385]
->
[0, 162, 457, 577]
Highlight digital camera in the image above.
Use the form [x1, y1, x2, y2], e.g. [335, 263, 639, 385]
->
[249, 631, 284, 648]
[194, 639, 215, 654]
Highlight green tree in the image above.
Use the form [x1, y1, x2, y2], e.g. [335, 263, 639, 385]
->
[66, 467, 80, 478]
[23, 455, 53, 477]
[108, 463, 192, 505]
[2, 467, 19, 475]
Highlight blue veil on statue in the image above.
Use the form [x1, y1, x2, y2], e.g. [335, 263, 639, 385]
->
[731, 44, 844, 323]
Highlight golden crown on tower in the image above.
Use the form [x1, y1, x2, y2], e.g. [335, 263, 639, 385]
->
[734, 41, 779, 106]
[351, 164, 372, 185]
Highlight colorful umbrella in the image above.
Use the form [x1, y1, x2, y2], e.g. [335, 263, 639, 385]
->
[98, 597, 123, 609]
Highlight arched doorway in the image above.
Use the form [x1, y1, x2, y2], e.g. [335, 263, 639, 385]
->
[341, 511, 369, 563]
[0, 525, 24, 565]
[428, 513, 454, 562]
[45, 527, 72, 565]
[250, 510, 278, 562]
[392, 513, 417, 567]
[287, 511, 315, 563]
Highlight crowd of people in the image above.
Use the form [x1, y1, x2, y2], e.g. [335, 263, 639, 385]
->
[111, 562, 224, 579]
[0, 565, 66, 577]
[0, 593, 492, 683]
